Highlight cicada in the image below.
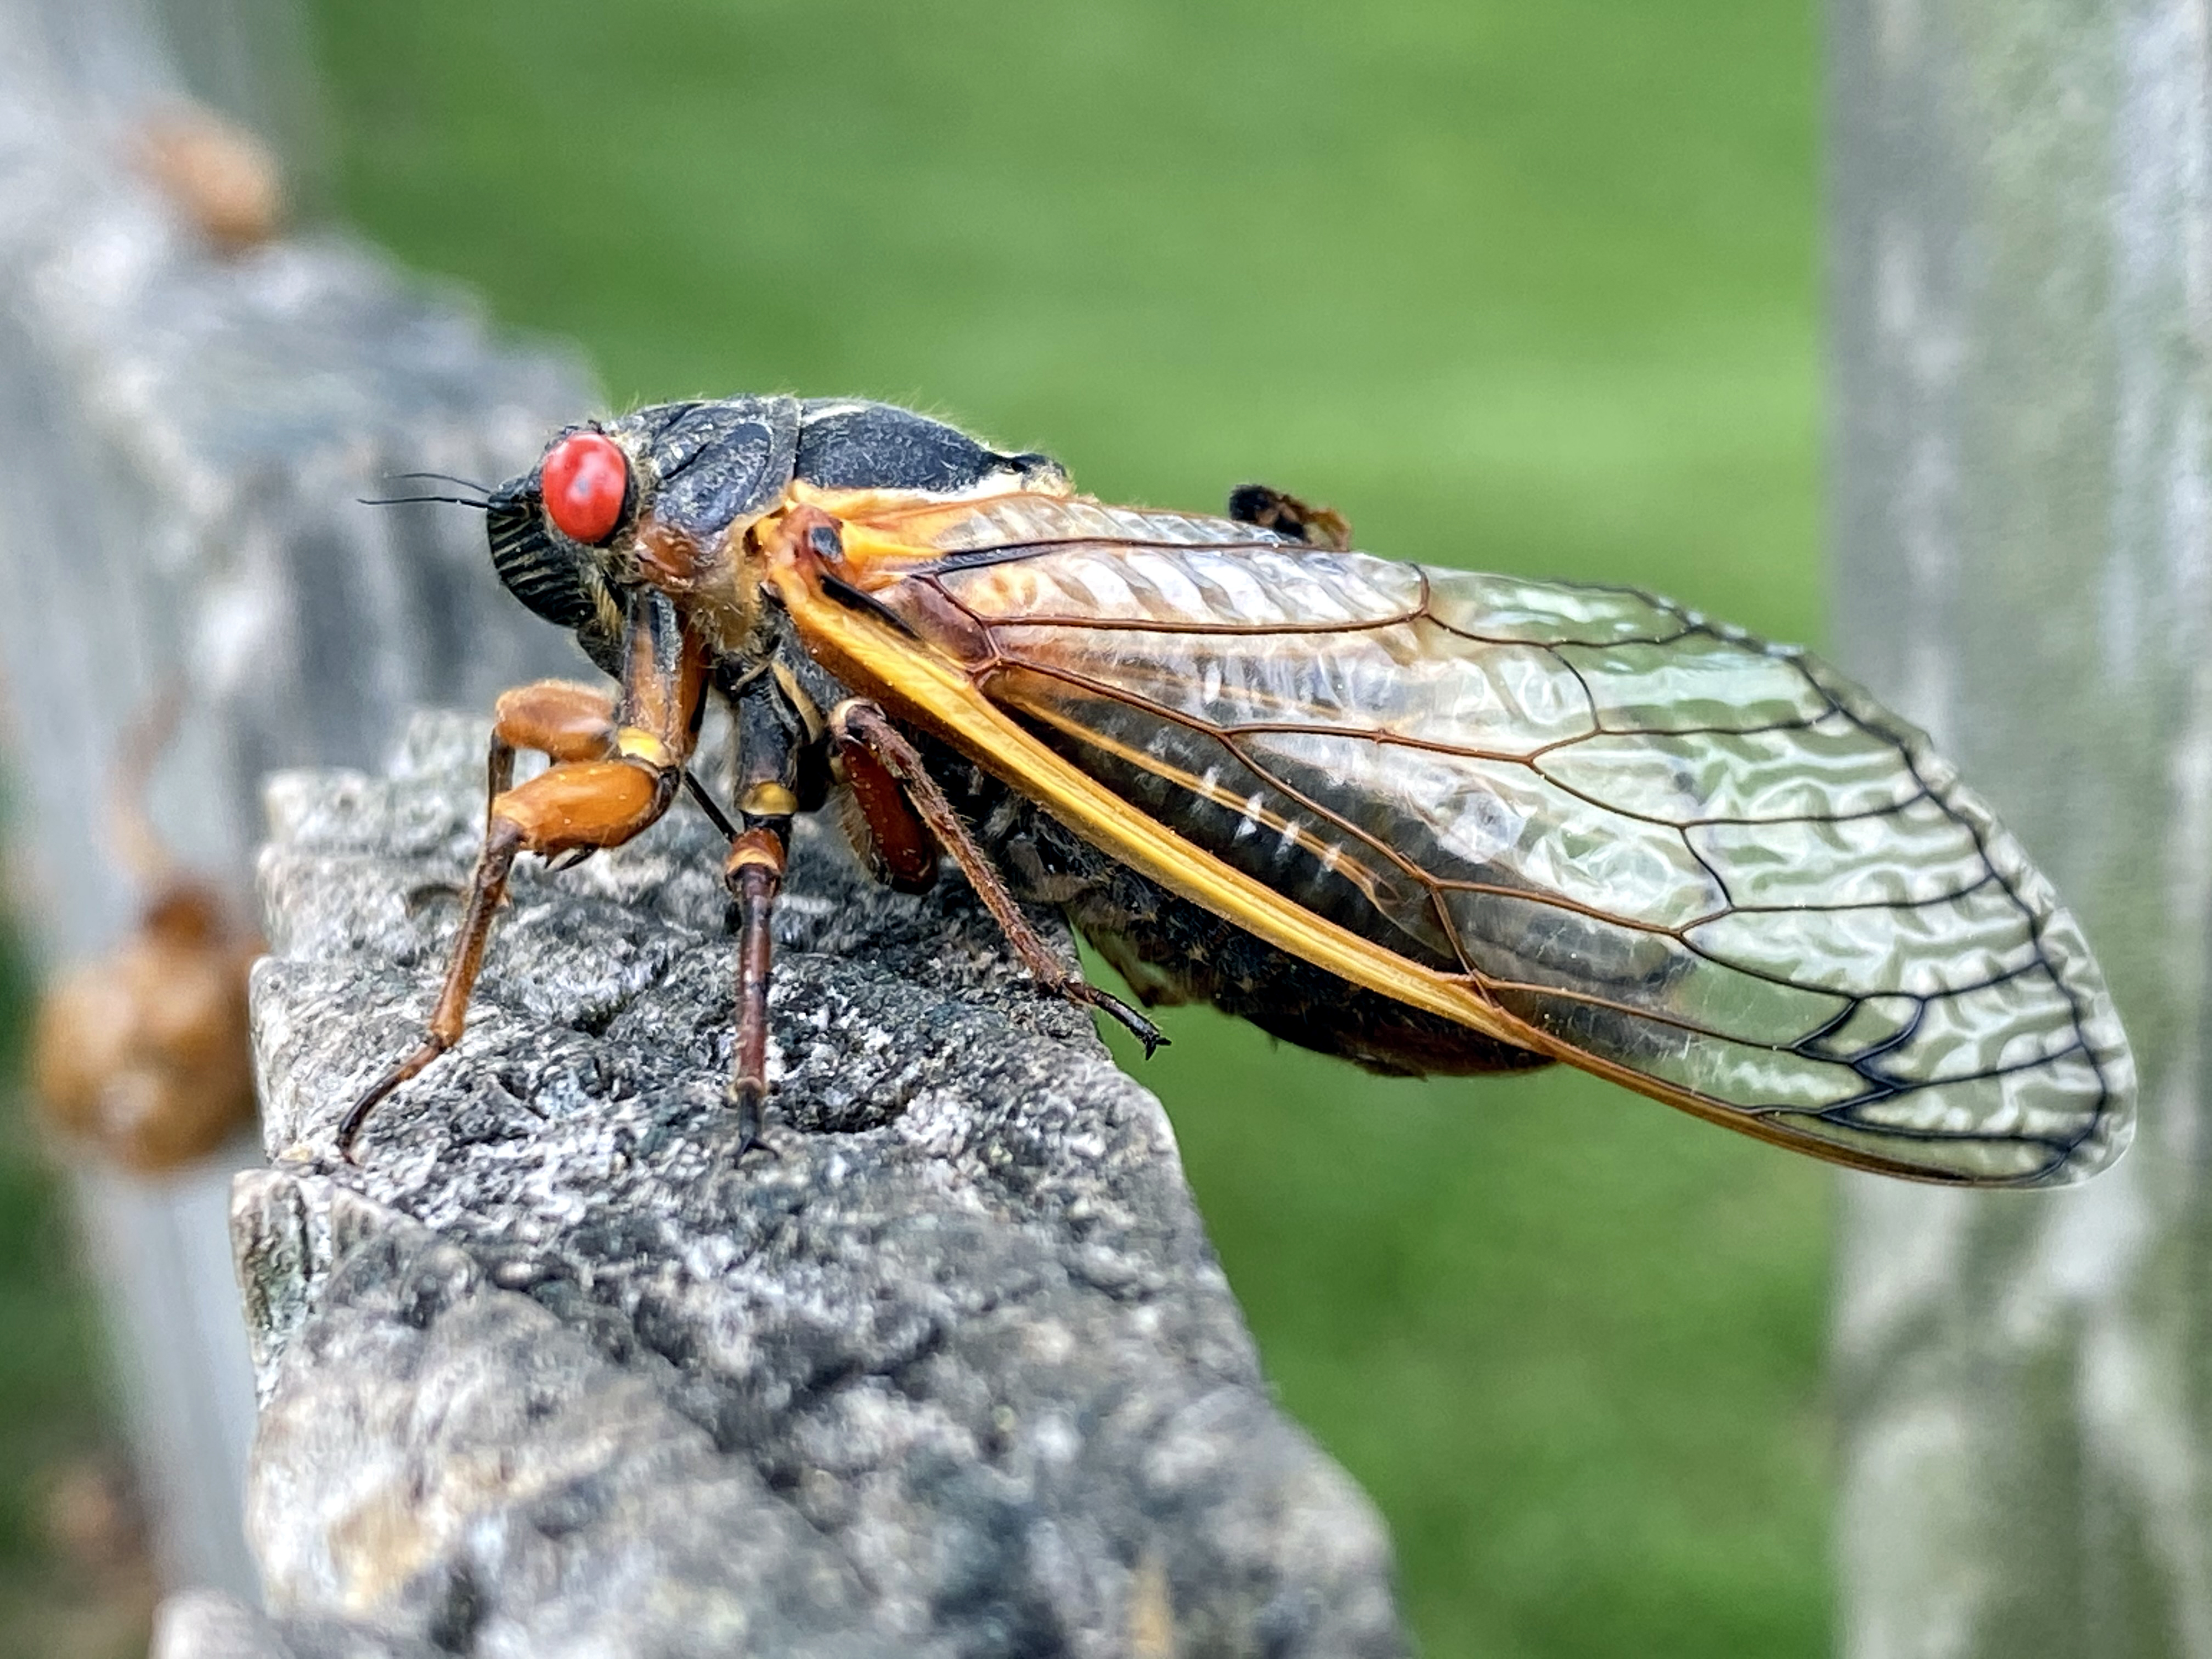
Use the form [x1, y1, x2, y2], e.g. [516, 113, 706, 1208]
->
[347, 398, 2135, 1186]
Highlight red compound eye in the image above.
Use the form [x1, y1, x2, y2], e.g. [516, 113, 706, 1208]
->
[540, 431, 628, 543]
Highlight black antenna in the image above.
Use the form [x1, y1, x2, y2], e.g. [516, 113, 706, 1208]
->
[387, 469, 493, 493]
[357, 492, 491, 509]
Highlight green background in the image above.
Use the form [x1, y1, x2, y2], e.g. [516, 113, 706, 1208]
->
[305, 2, 1829, 1653]
[11, 3, 1834, 1654]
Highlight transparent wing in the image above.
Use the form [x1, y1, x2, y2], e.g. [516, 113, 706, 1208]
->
[840, 495, 2136, 1185]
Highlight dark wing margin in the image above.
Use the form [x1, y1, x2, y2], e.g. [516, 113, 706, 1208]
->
[1751, 655, 2133, 1181]
[807, 499, 2136, 1187]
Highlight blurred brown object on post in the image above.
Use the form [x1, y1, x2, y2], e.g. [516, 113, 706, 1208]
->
[31, 697, 260, 1173]
[30, 1452, 159, 1658]
[133, 105, 285, 253]
[40, 1453, 149, 1580]
[34, 883, 259, 1172]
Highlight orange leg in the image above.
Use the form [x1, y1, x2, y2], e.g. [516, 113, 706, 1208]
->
[484, 680, 618, 825]
[339, 754, 671, 1160]
[829, 700, 1165, 1054]
[344, 587, 712, 1160]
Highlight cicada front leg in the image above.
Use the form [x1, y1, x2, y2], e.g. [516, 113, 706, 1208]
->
[341, 598, 708, 1161]
[483, 679, 663, 873]
[339, 752, 676, 1159]
[828, 698, 1166, 1056]
[484, 679, 619, 810]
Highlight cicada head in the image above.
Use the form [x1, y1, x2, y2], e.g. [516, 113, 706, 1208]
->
[487, 398, 805, 667]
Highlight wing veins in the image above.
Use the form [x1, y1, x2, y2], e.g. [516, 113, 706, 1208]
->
[1469, 973, 1866, 1058]
[1718, 870, 2000, 915]
[1804, 1041, 2097, 1127]
[909, 533, 1298, 575]
[937, 565, 2124, 1175]
[1005, 698, 1422, 933]
[988, 658, 2023, 988]
[991, 656, 1475, 930]
[1876, 731, 2120, 1129]
[1215, 732, 1479, 975]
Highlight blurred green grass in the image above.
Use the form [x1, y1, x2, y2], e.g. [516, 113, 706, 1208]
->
[305, 2, 1830, 1652]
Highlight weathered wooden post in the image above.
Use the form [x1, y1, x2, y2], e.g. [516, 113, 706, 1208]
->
[0, 0, 591, 1597]
[1830, 0, 2212, 1651]
[164, 713, 1404, 1656]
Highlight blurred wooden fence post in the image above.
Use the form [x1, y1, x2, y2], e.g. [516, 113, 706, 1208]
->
[1830, 0, 2212, 1652]
[0, 0, 593, 1598]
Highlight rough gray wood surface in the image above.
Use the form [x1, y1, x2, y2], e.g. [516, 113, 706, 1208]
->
[195, 711, 1405, 1659]
[1830, 0, 2212, 1652]
[0, 2, 594, 1600]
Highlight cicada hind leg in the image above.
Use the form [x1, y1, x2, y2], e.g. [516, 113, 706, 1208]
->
[339, 680, 677, 1161]
[828, 698, 1166, 1056]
